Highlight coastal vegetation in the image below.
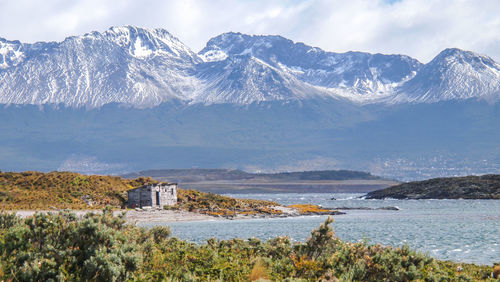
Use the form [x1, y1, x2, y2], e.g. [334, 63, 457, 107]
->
[170, 189, 284, 217]
[0, 171, 335, 217]
[0, 210, 496, 281]
[366, 174, 500, 199]
[288, 204, 333, 214]
[0, 171, 279, 211]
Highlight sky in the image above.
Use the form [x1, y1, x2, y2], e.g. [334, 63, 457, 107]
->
[0, 0, 499, 63]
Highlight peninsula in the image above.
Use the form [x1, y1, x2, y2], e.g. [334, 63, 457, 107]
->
[0, 170, 342, 222]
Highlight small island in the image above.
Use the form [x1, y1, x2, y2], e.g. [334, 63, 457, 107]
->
[365, 174, 500, 199]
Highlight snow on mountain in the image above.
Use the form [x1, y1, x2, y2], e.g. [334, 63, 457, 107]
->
[199, 32, 422, 99]
[0, 38, 25, 69]
[394, 48, 500, 103]
[0, 26, 202, 108]
[0, 27, 499, 108]
[194, 54, 335, 104]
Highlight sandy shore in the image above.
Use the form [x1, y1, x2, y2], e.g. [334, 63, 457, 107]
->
[10, 209, 301, 224]
[9, 205, 343, 225]
[125, 209, 222, 224]
[11, 209, 221, 224]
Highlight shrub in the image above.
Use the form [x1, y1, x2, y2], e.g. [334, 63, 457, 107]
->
[493, 265, 500, 278]
[0, 209, 142, 281]
[0, 212, 494, 281]
[163, 204, 179, 210]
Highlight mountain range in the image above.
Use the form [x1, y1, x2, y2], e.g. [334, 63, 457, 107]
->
[1, 26, 499, 108]
[1, 26, 499, 180]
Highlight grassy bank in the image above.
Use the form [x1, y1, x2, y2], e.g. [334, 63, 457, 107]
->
[0, 171, 157, 209]
[0, 210, 497, 281]
[0, 171, 280, 213]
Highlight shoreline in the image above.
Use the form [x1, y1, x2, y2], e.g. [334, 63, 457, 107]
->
[10, 210, 221, 224]
[8, 208, 345, 225]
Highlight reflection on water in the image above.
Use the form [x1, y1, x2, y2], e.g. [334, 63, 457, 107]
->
[139, 193, 500, 265]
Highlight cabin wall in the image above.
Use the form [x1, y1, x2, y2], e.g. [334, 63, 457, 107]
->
[127, 183, 178, 208]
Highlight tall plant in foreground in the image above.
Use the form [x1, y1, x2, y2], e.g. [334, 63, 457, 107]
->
[0, 208, 145, 281]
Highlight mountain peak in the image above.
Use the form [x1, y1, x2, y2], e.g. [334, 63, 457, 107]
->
[0, 38, 25, 69]
[438, 47, 468, 56]
[70, 25, 199, 61]
[395, 48, 500, 103]
[432, 48, 498, 67]
[199, 32, 294, 62]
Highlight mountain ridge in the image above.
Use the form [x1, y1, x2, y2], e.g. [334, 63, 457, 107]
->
[1, 26, 499, 108]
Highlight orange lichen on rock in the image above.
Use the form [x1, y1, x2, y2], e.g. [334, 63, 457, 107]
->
[288, 204, 333, 214]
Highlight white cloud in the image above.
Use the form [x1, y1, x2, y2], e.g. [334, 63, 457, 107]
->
[0, 0, 499, 62]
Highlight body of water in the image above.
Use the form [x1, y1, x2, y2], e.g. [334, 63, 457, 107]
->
[139, 193, 500, 265]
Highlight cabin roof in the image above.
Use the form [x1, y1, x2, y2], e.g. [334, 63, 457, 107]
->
[127, 182, 177, 192]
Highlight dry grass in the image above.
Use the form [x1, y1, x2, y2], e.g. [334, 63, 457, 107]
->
[176, 189, 281, 217]
[249, 258, 269, 281]
[493, 265, 500, 278]
[0, 171, 156, 209]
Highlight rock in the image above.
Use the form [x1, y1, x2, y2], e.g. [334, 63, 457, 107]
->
[80, 195, 94, 206]
[330, 210, 346, 215]
[333, 207, 372, 210]
[377, 206, 401, 211]
[365, 175, 500, 200]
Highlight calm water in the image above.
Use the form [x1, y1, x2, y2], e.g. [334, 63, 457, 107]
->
[139, 193, 500, 265]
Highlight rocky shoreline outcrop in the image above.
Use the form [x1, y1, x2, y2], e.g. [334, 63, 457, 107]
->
[365, 175, 500, 199]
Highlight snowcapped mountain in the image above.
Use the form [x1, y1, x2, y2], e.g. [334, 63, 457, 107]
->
[394, 48, 500, 103]
[0, 26, 202, 108]
[194, 54, 336, 104]
[0, 26, 499, 108]
[199, 32, 422, 99]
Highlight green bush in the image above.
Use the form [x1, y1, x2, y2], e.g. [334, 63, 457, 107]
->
[163, 204, 179, 210]
[0, 209, 143, 281]
[0, 212, 495, 281]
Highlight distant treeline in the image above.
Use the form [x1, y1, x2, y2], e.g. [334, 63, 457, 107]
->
[259, 170, 379, 181]
[122, 169, 381, 182]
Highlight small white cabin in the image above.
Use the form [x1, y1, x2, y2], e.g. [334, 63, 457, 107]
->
[127, 183, 177, 208]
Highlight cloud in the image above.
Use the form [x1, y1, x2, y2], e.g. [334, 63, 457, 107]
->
[0, 0, 499, 62]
